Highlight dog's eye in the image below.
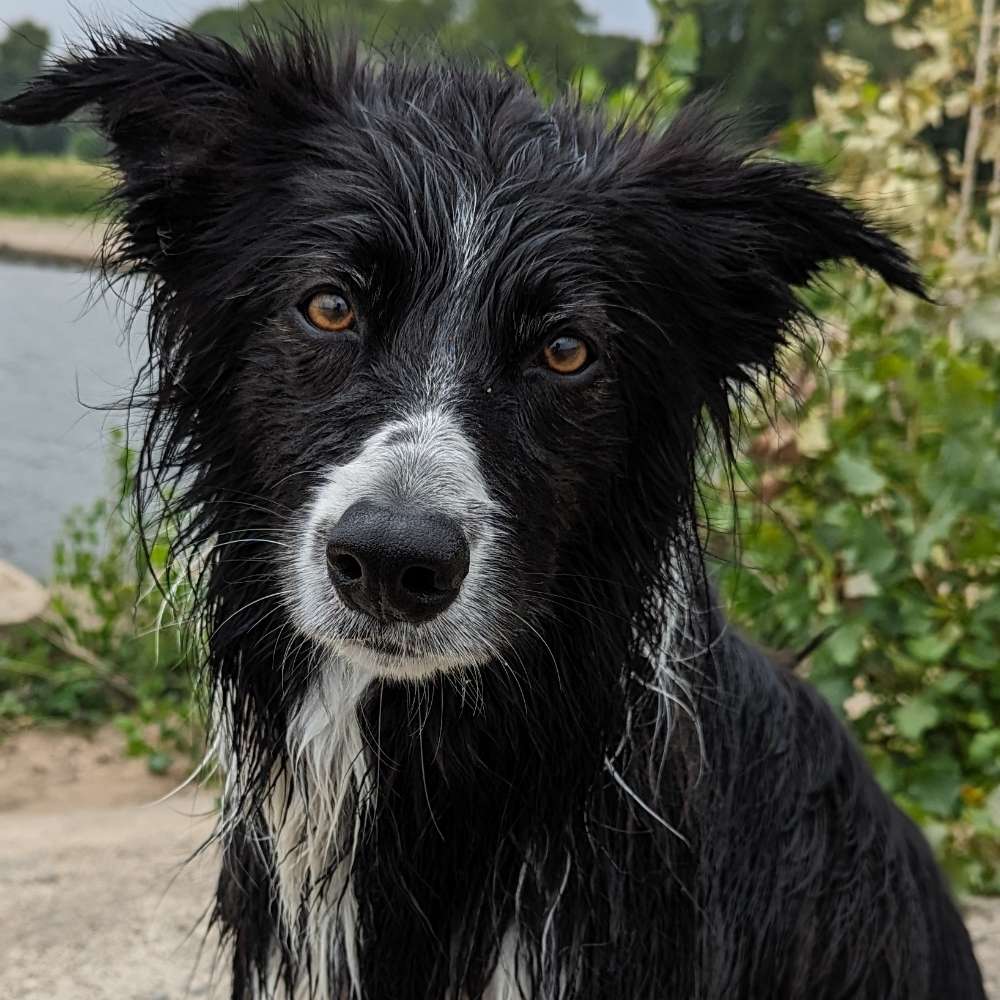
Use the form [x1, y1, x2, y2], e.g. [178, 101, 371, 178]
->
[302, 290, 355, 333]
[542, 335, 590, 375]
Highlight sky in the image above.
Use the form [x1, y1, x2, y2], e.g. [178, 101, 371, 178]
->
[2, 0, 658, 46]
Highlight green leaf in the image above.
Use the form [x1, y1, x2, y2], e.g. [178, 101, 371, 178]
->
[895, 699, 940, 740]
[911, 492, 958, 565]
[826, 622, 866, 666]
[834, 453, 887, 496]
[814, 675, 853, 716]
[906, 629, 959, 663]
[854, 521, 897, 575]
[968, 731, 1000, 769]
[906, 756, 962, 817]
[931, 671, 967, 695]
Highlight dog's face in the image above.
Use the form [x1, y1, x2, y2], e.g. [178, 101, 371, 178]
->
[151, 83, 634, 681]
[222, 114, 634, 679]
[2, 31, 921, 684]
[251, 163, 635, 679]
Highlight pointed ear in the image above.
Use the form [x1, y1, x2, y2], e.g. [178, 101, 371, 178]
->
[610, 104, 926, 426]
[0, 30, 250, 181]
[0, 30, 268, 268]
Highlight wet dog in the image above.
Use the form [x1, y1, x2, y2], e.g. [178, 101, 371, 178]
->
[2, 26, 986, 999]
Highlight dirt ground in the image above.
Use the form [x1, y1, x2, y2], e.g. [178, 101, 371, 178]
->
[0, 728, 228, 999]
[0, 727, 997, 999]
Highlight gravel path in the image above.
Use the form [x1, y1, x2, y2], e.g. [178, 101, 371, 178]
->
[0, 728, 996, 998]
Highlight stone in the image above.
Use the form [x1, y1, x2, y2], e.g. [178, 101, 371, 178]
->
[0, 559, 49, 625]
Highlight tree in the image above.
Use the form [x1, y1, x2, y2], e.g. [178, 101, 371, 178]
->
[459, 0, 594, 80]
[188, 0, 598, 85]
[0, 21, 69, 154]
[190, 0, 457, 50]
[0, 21, 49, 100]
[692, 0, 866, 128]
[678, 0, 927, 133]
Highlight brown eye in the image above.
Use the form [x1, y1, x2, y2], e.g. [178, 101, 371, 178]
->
[542, 335, 590, 375]
[304, 290, 355, 333]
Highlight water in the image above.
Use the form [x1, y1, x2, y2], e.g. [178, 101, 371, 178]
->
[0, 259, 140, 580]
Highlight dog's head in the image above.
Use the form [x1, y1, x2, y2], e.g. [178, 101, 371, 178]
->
[2, 28, 922, 685]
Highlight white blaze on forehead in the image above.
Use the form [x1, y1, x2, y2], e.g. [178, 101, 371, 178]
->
[304, 406, 494, 531]
[453, 191, 482, 286]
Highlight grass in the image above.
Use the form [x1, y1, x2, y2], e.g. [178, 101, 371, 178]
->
[0, 153, 111, 217]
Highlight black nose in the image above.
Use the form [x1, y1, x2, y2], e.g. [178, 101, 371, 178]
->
[325, 500, 470, 623]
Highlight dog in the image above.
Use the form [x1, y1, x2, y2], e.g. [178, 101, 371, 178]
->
[3, 26, 987, 1000]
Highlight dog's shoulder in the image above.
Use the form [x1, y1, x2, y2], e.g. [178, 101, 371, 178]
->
[708, 623, 889, 807]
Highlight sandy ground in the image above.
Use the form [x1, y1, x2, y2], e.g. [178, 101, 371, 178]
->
[0, 215, 102, 267]
[0, 727, 997, 999]
[0, 728, 228, 999]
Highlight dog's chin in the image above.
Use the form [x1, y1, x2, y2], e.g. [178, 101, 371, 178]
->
[331, 639, 487, 682]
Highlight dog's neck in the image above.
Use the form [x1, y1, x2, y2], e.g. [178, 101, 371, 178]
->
[218, 580, 706, 997]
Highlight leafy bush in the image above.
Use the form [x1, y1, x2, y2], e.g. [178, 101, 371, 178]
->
[712, 0, 1000, 892]
[713, 275, 1000, 892]
[0, 436, 199, 773]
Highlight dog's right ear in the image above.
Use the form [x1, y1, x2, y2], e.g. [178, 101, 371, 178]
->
[0, 31, 253, 262]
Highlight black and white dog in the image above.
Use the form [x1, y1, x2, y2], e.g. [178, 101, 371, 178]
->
[3, 26, 986, 999]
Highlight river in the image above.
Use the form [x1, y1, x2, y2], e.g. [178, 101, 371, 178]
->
[0, 259, 138, 580]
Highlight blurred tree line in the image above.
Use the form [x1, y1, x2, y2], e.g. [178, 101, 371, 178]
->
[0, 0, 940, 158]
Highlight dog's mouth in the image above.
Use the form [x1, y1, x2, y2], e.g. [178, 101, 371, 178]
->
[351, 636, 408, 657]
[335, 636, 488, 680]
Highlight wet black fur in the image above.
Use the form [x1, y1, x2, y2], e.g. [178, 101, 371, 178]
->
[2, 25, 986, 1000]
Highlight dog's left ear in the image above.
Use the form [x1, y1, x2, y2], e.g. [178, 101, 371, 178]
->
[609, 105, 926, 415]
[0, 30, 285, 268]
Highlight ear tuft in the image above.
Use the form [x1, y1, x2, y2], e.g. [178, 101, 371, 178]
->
[1, 28, 275, 273]
[0, 29, 247, 174]
[1, 28, 238, 122]
[651, 101, 927, 303]
[732, 156, 927, 301]
[609, 102, 926, 435]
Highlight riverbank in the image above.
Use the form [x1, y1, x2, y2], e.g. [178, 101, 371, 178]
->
[0, 214, 102, 267]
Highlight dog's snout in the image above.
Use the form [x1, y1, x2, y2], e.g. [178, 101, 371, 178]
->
[325, 500, 470, 623]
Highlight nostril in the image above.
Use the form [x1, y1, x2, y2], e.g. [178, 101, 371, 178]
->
[328, 549, 364, 583]
[325, 501, 470, 622]
[400, 564, 445, 597]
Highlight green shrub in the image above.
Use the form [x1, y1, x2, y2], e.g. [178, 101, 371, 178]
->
[709, 0, 1000, 892]
[712, 275, 1000, 893]
[0, 435, 199, 772]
